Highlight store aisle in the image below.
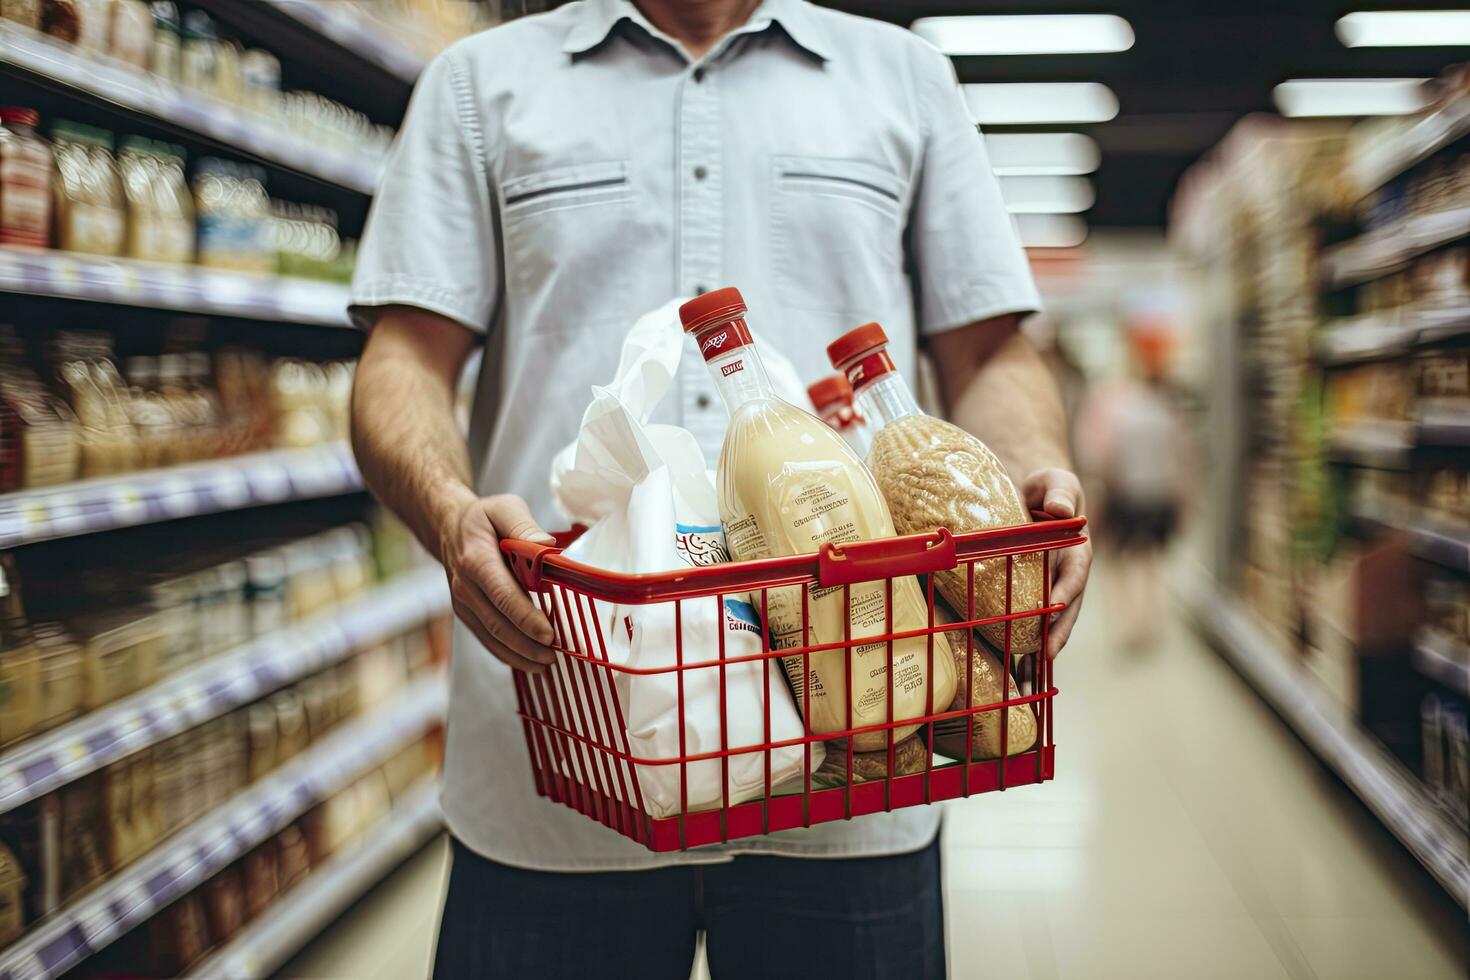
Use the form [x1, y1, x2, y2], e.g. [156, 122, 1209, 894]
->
[282, 562, 1467, 979]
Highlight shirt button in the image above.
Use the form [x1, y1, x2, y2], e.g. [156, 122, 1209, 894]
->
[693, 68, 705, 83]
[694, 283, 708, 294]
[693, 166, 708, 180]
[697, 394, 712, 409]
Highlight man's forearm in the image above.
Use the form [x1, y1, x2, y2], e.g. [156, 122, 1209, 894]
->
[350, 317, 479, 562]
[945, 328, 1071, 481]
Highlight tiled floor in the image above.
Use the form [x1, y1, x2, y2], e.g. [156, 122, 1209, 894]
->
[281, 573, 1469, 979]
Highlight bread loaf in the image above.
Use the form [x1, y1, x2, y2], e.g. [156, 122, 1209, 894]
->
[867, 414, 1045, 655]
[930, 598, 1037, 761]
[812, 733, 930, 788]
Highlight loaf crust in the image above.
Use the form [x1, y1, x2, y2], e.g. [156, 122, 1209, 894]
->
[931, 599, 1038, 761]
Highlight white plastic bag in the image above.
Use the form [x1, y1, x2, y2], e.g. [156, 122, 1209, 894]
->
[549, 300, 817, 818]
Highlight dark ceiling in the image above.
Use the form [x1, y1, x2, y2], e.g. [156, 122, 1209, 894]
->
[825, 1, 1470, 227]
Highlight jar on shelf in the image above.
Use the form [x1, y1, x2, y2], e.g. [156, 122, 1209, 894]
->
[0, 106, 53, 249]
[51, 121, 125, 257]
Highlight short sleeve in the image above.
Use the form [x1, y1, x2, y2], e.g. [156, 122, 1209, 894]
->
[348, 48, 498, 333]
[908, 46, 1041, 336]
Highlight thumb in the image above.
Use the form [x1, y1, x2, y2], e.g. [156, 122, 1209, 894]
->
[1021, 469, 1079, 518]
[485, 495, 556, 544]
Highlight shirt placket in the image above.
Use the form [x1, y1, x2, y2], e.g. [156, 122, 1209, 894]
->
[675, 57, 731, 458]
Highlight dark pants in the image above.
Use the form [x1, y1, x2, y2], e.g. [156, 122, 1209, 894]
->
[432, 837, 945, 979]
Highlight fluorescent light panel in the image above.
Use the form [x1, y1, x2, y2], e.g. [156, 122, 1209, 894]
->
[964, 83, 1119, 125]
[1337, 10, 1470, 47]
[1014, 214, 1088, 248]
[1273, 78, 1430, 117]
[987, 133, 1100, 176]
[999, 176, 1095, 214]
[912, 14, 1134, 55]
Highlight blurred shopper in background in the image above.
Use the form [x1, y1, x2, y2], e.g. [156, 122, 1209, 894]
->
[1077, 323, 1188, 650]
[346, 0, 1091, 976]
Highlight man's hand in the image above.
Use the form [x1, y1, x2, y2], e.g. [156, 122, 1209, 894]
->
[441, 493, 558, 674]
[1021, 468, 1092, 659]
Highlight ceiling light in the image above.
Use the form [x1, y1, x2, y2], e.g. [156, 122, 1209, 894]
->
[1337, 10, 1470, 47]
[964, 83, 1119, 125]
[912, 14, 1134, 55]
[1014, 214, 1089, 248]
[986, 133, 1100, 176]
[1273, 78, 1430, 117]
[999, 176, 1095, 214]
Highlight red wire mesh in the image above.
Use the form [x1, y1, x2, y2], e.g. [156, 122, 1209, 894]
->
[503, 516, 1087, 852]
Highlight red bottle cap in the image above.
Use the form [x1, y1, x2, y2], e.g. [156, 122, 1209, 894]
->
[827, 322, 897, 390]
[0, 107, 39, 128]
[680, 287, 754, 362]
[826, 322, 889, 370]
[806, 374, 854, 411]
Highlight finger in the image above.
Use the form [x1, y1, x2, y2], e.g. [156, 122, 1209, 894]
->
[1022, 468, 1083, 519]
[485, 494, 555, 544]
[452, 595, 552, 674]
[1047, 599, 1083, 659]
[453, 573, 556, 663]
[1045, 545, 1091, 658]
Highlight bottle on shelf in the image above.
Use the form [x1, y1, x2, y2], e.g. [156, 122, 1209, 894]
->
[0, 106, 53, 249]
[679, 287, 955, 752]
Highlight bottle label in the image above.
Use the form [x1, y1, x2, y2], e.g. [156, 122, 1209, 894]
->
[843, 349, 897, 390]
[695, 317, 754, 362]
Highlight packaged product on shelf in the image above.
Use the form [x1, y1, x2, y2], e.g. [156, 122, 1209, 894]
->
[72, 605, 164, 709]
[69, 0, 109, 51]
[1425, 467, 1470, 526]
[39, 0, 78, 41]
[828, 322, 1046, 656]
[51, 121, 126, 256]
[270, 359, 336, 447]
[681, 289, 957, 752]
[109, 0, 152, 69]
[58, 775, 107, 899]
[271, 688, 309, 763]
[0, 555, 41, 748]
[213, 37, 243, 105]
[0, 106, 53, 249]
[549, 300, 817, 813]
[246, 550, 288, 637]
[246, 700, 278, 783]
[0, 841, 25, 947]
[148, 0, 179, 80]
[203, 865, 246, 945]
[1417, 346, 1470, 417]
[214, 347, 272, 453]
[240, 47, 282, 115]
[193, 158, 272, 273]
[0, 0, 40, 28]
[118, 137, 194, 263]
[272, 202, 345, 281]
[275, 821, 311, 889]
[32, 622, 83, 732]
[123, 355, 175, 467]
[0, 329, 80, 489]
[149, 890, 210, 975]
[52, 330, 139, 475]
[179, 10, 218, 94]
[808, 373, 869, 456]
[242, 840, 279, 919]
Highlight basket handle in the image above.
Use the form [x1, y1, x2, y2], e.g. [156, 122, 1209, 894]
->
[817, 528, 956, 587]
[501, 538, 559, 592]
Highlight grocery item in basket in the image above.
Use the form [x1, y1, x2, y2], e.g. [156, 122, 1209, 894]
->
[929, 597, 1037, 760]
[829, 323, 1045, 656]
[808, 373, 869, 457]
[811, 733, 930, 789]
[550, 300, 814, 818]
[681, 288, 957, 752]
[0, 107, 53, 249]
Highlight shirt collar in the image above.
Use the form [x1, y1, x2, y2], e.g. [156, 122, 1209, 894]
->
[562, 0, 832, 62]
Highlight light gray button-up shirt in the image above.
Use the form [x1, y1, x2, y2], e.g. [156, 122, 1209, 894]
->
[350, 0, 1040, 870]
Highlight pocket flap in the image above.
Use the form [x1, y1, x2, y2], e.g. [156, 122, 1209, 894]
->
[503, 160, 629, 205]
[774, 155, 904, 204]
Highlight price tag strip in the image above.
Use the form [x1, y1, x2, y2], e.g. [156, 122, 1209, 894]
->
[0, 567, 447, 815]
[0, 676, 446, 980]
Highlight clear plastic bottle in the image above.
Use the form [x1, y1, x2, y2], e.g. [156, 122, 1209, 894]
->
[807, 373, 869, 457]
[0, 107, 52, 249]
[679, 288, 955, 752]
[827, 322, 1044, 656]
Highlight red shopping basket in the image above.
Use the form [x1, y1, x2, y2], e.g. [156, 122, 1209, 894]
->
[501, 516, 1087, 852]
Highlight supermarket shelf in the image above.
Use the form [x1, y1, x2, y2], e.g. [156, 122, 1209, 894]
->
[1321, 206, 1470, 289]
[191, 777, 442, 979]
[0, 565, 448, 814]
[1315, 315, 1417, 366]
[1413, 629, 1470, 697]
[1326, 421, 1415, 468]
[1178, 566, 1470, 909]
[0, 23, 382, 194]
[1415, 310, 1470, 347]
[0, 443, 362, 550]
[0, 247, 351, 326]
[0, 674, 446, 980]
[1409, 519, 1470, 574]
[265, 0, 427, 83]
[1416, 408, 1470, 448]
[1352, 97, 1470, 197]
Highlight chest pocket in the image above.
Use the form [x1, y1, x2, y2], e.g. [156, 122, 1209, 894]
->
[501, 160, 634, 333]
[771, 155, 908, 318]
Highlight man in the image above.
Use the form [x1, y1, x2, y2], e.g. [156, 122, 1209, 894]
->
[349, 0, 1093, 976]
